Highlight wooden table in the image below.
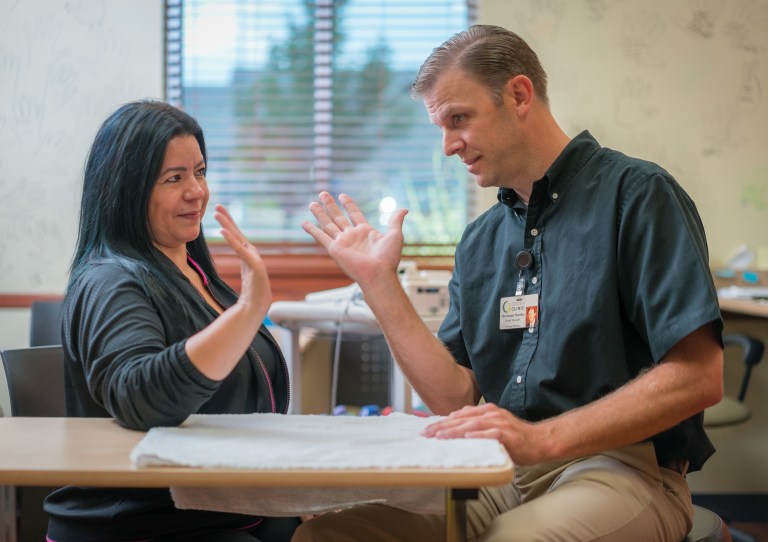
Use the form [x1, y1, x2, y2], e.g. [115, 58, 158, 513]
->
[0, 417, 514, 542]
[719, 297, 768, 319]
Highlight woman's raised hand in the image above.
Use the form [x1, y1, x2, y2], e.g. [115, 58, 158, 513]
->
[214, 204, 272, 317]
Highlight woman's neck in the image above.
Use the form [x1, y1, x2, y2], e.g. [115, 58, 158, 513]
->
[156, 244, 189, 271]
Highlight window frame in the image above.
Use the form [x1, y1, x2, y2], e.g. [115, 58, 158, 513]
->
[165, 0, 473, 296]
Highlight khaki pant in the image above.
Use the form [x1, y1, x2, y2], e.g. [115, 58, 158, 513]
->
[291, 441, 693, 542]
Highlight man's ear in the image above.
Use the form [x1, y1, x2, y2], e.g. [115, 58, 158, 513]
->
[504, 75, 534, 111]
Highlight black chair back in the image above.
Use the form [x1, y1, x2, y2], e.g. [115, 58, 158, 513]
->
[2, 345, 66, 417]
[722, 334, 764, 402]
[1, 345, 66, 542]
[29, 299, 64, 347]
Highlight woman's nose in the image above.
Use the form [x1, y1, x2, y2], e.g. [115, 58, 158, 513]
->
[185, 178, 206, 199]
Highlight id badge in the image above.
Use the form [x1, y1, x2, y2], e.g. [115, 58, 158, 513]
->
[500, 294, 539, 330]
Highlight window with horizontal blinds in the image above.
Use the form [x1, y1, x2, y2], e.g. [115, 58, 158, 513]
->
[166, 0, 476, 253]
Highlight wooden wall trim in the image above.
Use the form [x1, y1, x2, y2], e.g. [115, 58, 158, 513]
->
[0, 246, 454, 308]
[212, 247, 356, 301]
[0, 294, 65, 308]
[210, 245, 454, 301]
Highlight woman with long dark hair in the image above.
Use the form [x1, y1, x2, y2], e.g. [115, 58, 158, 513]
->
[44, 100, 298, 541]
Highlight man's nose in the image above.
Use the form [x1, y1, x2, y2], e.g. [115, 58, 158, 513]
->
[443, 131, 463, 156]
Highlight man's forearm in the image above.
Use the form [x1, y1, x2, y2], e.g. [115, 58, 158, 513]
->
[537, 325, 723, 463]
[361, 274, 478, 414]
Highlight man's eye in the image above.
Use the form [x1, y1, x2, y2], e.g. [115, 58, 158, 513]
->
[453, 114, 465, 125]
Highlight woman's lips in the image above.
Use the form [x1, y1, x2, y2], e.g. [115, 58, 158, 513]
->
[179, 211, 201, 221]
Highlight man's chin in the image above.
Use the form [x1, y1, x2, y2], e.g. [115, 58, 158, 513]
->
[474, 176, 496, 189]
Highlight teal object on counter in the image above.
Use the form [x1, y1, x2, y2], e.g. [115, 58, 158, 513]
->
[742, 271, 759, 284]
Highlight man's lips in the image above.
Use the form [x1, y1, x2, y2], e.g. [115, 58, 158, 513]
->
[463, 156, 480, 172]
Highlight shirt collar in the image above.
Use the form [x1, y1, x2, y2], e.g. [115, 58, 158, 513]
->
[497, 130, 601, 208]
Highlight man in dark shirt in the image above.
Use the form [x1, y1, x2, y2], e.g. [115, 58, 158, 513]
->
[295, 25, 723, 542]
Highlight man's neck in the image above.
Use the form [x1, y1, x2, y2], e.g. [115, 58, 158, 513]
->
[515, 115, 571, 203]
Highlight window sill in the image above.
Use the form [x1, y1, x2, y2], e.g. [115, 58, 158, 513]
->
[209, 242, 454, 301]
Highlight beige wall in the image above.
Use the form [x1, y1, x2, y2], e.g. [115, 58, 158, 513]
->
[0, 0, 164, 410]
[476, 0, 768, 268]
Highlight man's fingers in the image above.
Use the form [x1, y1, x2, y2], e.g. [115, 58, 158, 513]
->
[432, 419, 486, 439]
[309, 198, 356, 237]
[308, 192, 395, 242]
[387, 208, 409, 232]
[423, 415, 475, 436]
[338, 193, 369, 227]
[319, 191, 352, 231]
[308, 201, 340, 234]
[445, 404, 487, 419]
[464, 428, 502, 441]
[301, 220, 333, 250]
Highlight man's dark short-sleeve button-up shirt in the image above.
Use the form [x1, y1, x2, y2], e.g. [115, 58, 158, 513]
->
[438, 131, 722, 471]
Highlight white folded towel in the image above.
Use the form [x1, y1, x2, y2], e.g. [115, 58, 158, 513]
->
[130, 412, 509, 516]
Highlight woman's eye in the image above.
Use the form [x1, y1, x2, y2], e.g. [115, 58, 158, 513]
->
[195, 167, 207, 177]
[166, 174, 182, 183]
